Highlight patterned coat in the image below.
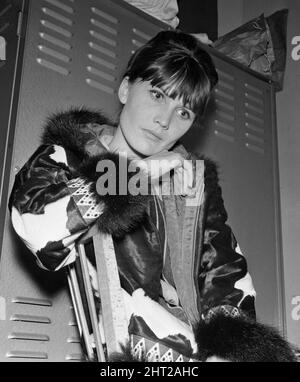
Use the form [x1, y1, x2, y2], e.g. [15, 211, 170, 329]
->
[9, 108, 256, 361]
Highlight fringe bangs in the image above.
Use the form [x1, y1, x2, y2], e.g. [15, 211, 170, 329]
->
[141, 53, 212, 117]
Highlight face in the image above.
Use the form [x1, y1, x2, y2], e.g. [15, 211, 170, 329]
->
[115, 78, 195, 157]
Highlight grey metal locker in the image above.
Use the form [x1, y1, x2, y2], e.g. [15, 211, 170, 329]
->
[0, 0, 168, 362]
[0, 0, 284, 361]
[182, 51, 284, 331]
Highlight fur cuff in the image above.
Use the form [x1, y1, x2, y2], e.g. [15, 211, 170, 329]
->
[194, 308, 297, 362]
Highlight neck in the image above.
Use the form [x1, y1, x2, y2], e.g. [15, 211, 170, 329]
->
[109, 126, 144, 159]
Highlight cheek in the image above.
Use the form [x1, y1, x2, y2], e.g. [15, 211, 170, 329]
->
[169, 121, 192, 141]
[120, 104, 136, 133]
[122, 99, 147, 128]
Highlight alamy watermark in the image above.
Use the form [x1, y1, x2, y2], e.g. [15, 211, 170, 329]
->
[0, 36, 6, 61]
[291, 296, 300, 321]
[291, 36, 300, 61]
[94, 155, 204, 206]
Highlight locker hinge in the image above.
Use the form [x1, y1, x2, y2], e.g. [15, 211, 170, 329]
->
[17, 11, 23, 37]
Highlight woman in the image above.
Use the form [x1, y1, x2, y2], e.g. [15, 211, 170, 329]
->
[9, 30, 256, 361]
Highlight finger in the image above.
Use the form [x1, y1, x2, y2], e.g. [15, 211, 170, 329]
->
[182, 160, 194, 189]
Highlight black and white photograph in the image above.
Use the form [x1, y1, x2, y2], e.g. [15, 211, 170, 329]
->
[0, 0, 299, 367]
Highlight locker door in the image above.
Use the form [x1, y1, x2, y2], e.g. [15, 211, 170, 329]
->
[182, 50, 284, 332]
[0, 0, 168, 361]
[0, 0, 23, 262]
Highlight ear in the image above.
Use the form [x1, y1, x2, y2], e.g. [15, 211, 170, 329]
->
[118, 76, 130, 105]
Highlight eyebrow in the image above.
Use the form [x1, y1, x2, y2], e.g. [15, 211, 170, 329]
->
[153, 85, 195, 113]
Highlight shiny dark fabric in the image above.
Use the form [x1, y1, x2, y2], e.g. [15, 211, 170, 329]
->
[113, 200, 163, 301]
[9, 145, 71, 215]
[197, 224, 247, 314]
[36, 240, 71, 271]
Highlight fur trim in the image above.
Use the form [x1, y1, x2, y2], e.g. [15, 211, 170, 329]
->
[194, 312, 297, 362]
[41, 107, 149, 239]
[78, 152, 150, 239]
[189, 153, 228, 226]
[41, 107, 114, 158]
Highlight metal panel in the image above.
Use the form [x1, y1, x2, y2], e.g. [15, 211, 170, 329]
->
[0, 0, 23, 259]
[0, 0, 284, 360]
[11, 0, 168, 175]
[0, 0, 167, 362]
[0, 233, 85, 361]
[182, 50, 284, 332]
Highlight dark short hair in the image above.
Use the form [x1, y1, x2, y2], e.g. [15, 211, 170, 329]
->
[123, 30, 218, 119]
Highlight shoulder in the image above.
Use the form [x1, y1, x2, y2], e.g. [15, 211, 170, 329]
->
[41, 107, 115, 158]
[173, 143, 220, 184]
[188, 152, 227, 223]
[187, 152, 220, 191]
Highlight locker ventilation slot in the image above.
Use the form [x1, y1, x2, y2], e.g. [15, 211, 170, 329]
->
[213, 69, 236, 143]
[86, 7, 119, 95]
[87, 66, 115, 82]
[37, 1, 74, 75]
[131, 28, 150, 53]
[91, 18, 117, 35]
[10, 314, 51, 324]
[65, 353, 86, 361]
[44, 0, 74, 14]
[86, 79, 114, 94]
[6, 351, 48, 359]
[6, 297, 54, 359]
[214, 130, 235, 143]
[68, 319, 77, 326]
[39, 32, 72, 50]
[91, 7, 119, 24]
[40, 19, 72, 38]
[132, 39, 143, 48]
[214, 87, 234, 102]
[90, 30, 117, 47]
[67, 336, 81, 343]
[87, 54, 116, 71]
[245, 82, 263, 95]
[8, 332, 50, 341]
[42, 7, 73, 26]
[244, 83, 265, 155]
[132, 28, 151, 41]
[38, 45, 71, 63]
[88, 42, 116, 58]
[37, 58, 70, 75]
[12, 297, 52, 306]
[245, 91, 264, 106]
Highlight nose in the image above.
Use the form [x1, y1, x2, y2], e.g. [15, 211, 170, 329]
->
[154, 106, 173, 130]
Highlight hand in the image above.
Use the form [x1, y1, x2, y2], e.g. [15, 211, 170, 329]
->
[191, 33, 213, 45]
[133, 150, 195, 197]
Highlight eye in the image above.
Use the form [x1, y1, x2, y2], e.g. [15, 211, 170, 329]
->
[177, 108, 192, 121]
[150, 89, 164, 101]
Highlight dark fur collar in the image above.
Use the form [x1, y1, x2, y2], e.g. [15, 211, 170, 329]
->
[41, 107, 115, 157]
[41, 107, 149, 239]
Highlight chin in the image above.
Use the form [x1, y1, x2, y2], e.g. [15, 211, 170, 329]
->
[130, 143, 160, 158]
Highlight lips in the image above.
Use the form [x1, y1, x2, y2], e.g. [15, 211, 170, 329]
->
[143, 129, 162, 141]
